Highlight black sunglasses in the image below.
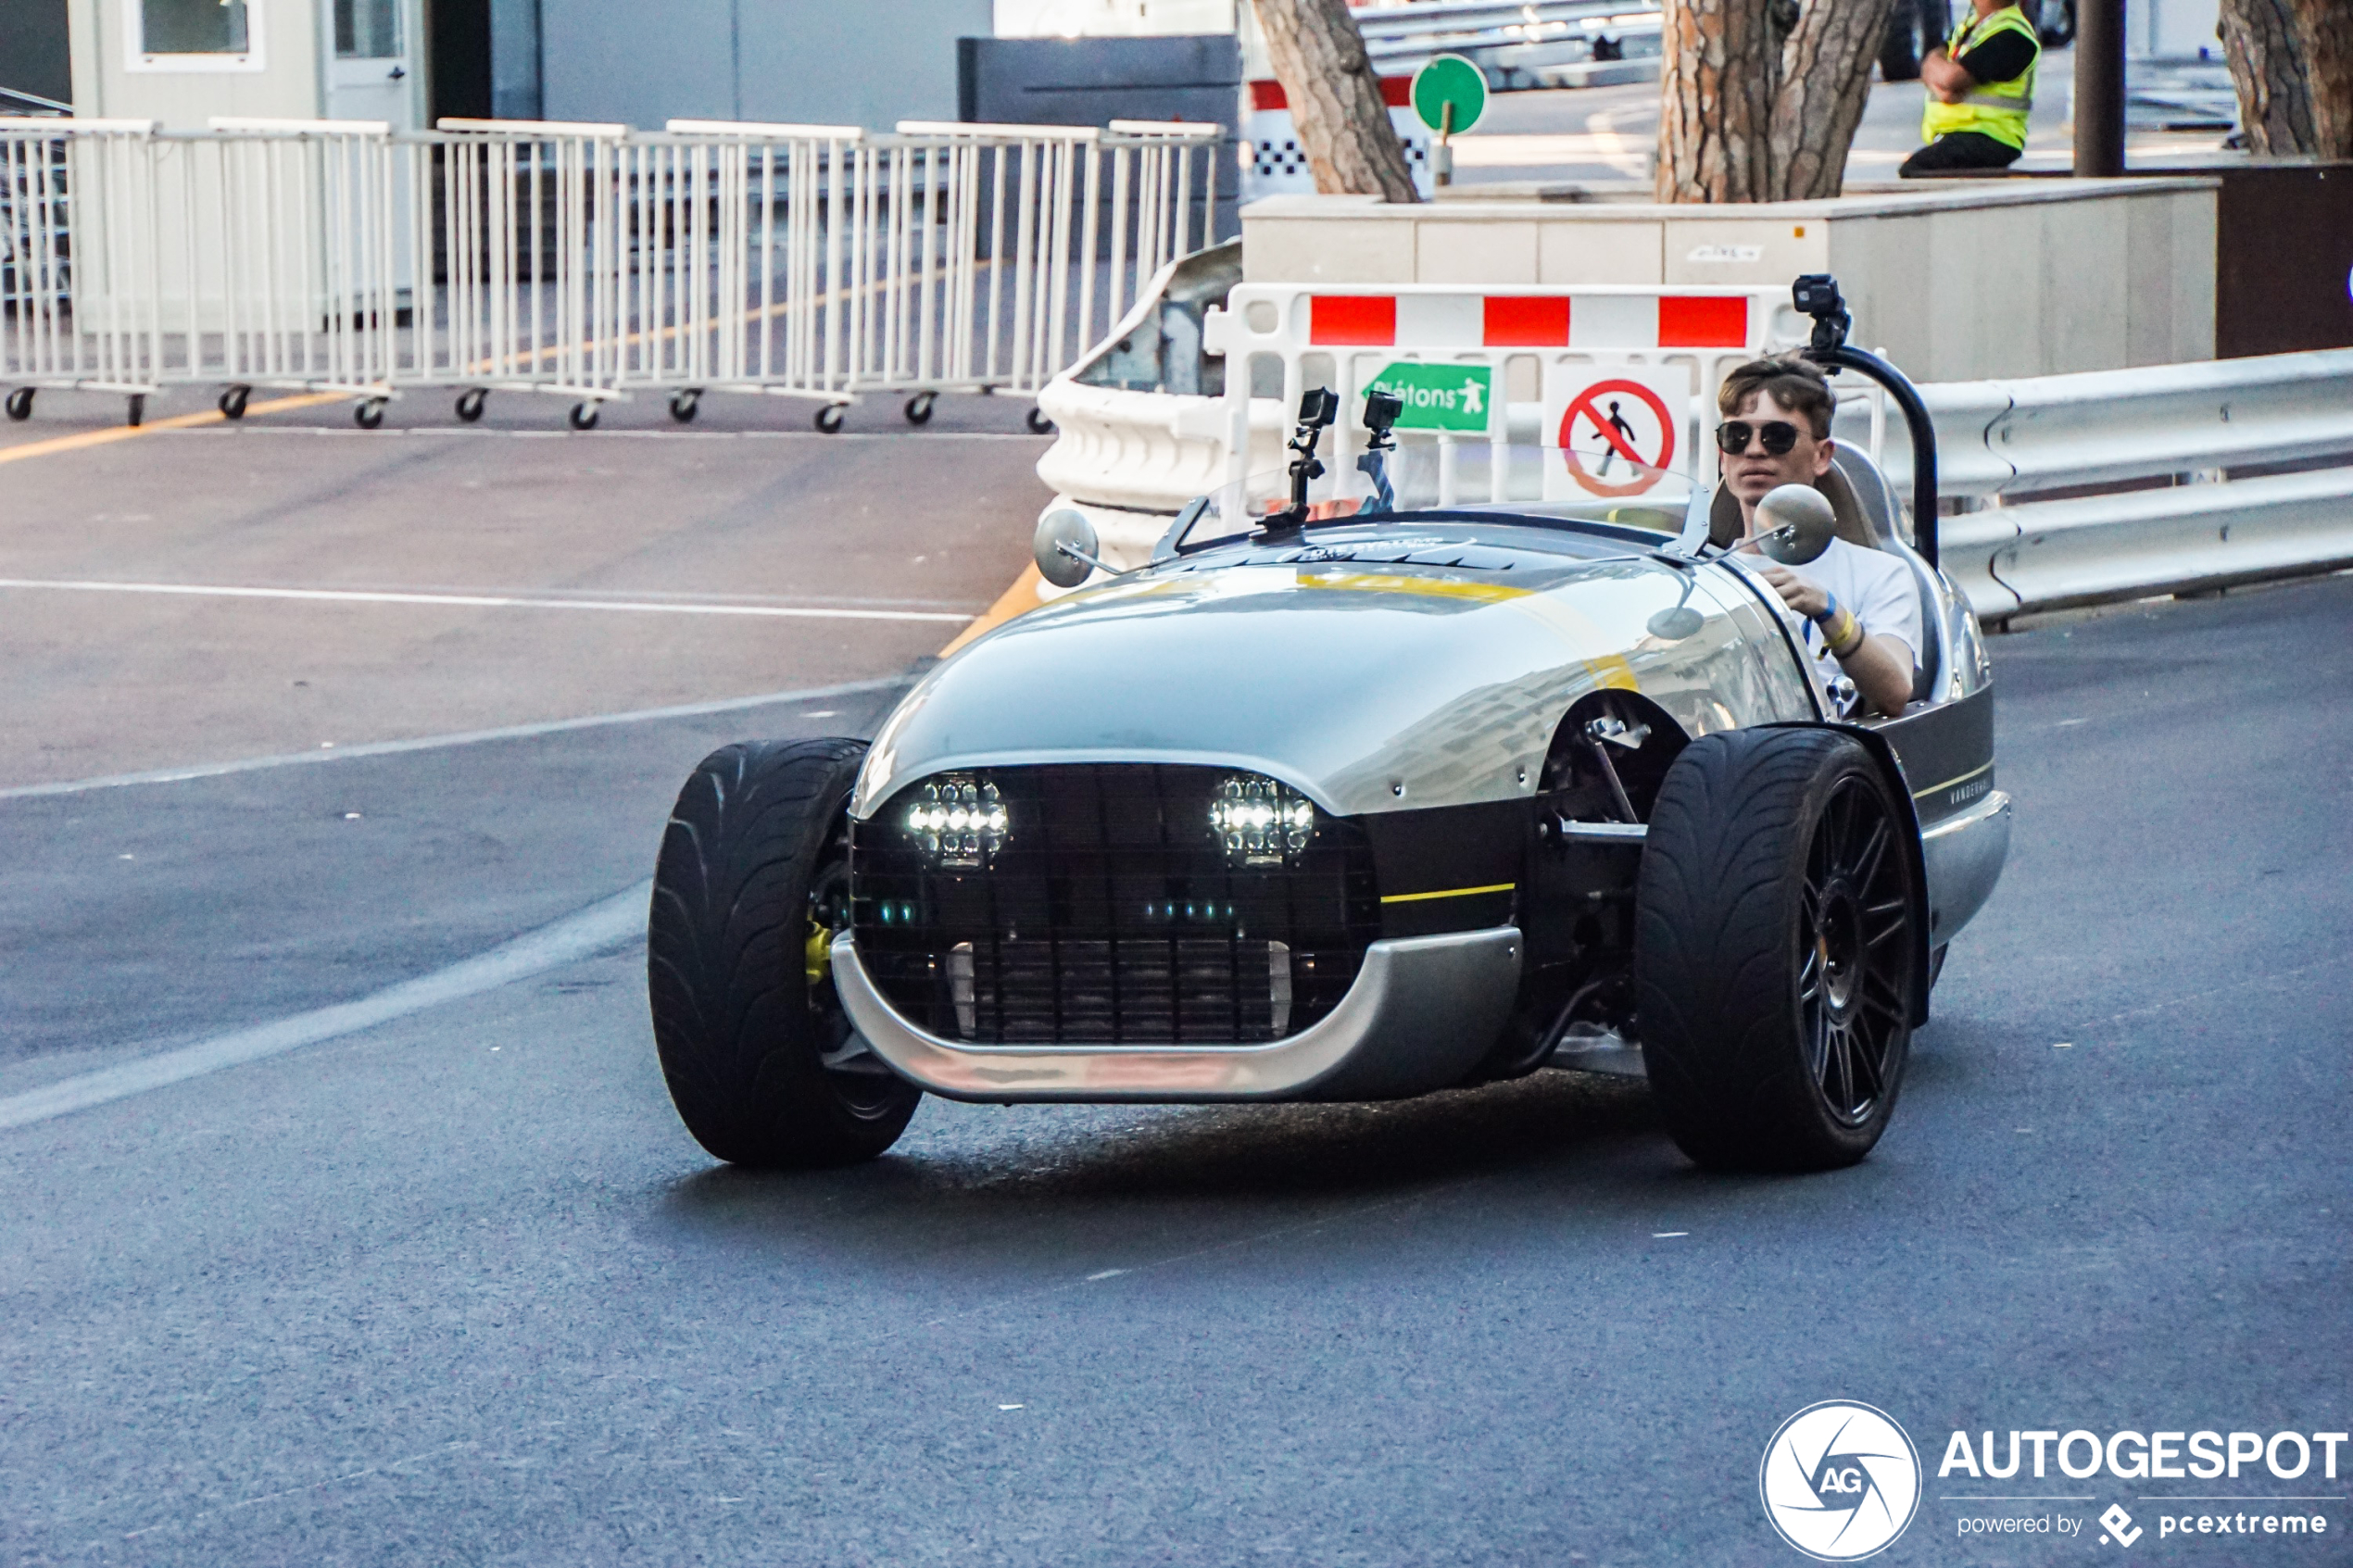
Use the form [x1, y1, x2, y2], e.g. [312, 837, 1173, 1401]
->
[1716, 420, 1804, 456]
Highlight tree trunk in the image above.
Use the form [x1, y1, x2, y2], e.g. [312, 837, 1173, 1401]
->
[2219, 0, 2318, 153]
[1772, 0, 1896, 197]
[2288, 0, 2353, 157]
[1656, 0, 1779, 199]
[1252, 0, 1420, 203]
[1658, 0, 1892, 202]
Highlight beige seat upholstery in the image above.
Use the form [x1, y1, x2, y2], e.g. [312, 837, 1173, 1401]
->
[1706, 463, 1881, 552]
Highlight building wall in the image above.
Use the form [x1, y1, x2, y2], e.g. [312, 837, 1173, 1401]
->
[540, 0, 990, 130]
[67, 0, 325, 127]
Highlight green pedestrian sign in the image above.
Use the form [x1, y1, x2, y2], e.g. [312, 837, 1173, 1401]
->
[1412, 53, 1488, 137]
[1366, 362, 1493, 433]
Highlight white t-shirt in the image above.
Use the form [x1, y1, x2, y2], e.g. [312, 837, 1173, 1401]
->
[1784, 536, 1923, 700]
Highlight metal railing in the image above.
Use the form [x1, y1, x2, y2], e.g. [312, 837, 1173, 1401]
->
[1843, 349, 2353, 619]
[0, 114, 1221, 430]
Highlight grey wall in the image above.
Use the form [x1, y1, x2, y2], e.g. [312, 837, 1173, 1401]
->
[958, 35, 1242, 245]
[540, 0, 988, 130]
[489, 0, 543, 120]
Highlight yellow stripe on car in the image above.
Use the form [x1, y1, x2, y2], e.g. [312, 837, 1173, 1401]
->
[1295, 570, 1531, 605]
[1379, 882, 1517, 905]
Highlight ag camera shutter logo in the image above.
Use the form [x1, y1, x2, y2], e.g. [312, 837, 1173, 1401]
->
[1760, 1401, 1923, 1561]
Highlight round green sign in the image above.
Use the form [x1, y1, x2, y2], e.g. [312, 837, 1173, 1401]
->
[1412, 53, 1488, 136]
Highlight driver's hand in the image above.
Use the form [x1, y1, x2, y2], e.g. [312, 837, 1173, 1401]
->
[1757, 562, 1830, 619]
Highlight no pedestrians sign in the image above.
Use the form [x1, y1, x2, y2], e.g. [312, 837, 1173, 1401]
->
[1546, 365, 1692, 497]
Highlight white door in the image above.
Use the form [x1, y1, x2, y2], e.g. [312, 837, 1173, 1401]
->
[322, 0, 418, 128]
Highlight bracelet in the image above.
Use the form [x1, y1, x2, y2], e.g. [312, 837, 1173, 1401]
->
[1807, 592, 1865, 659]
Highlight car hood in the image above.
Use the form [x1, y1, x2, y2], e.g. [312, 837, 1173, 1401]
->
[854, 548, 1809, 819]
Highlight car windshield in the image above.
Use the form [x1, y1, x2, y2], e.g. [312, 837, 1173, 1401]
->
[1174, 438, 1697, 554]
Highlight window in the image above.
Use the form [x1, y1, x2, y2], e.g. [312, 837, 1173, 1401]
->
[141, 0, 249, 54]
[333, 0, 401, 59]
[125, 0, 264, 69]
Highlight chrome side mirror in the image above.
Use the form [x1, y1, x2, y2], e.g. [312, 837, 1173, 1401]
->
[1754, 483, 1837, 566]
[1034, 508, 1105, 590]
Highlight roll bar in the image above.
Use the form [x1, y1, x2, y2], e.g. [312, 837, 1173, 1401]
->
[1792, 274, 1940, 570]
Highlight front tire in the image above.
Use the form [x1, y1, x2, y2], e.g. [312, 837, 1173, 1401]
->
[649, 738, 920, 1167]
[1635, 730, 1919, 1172]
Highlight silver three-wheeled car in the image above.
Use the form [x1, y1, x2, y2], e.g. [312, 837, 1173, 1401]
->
[648, 275, 2010, 1173]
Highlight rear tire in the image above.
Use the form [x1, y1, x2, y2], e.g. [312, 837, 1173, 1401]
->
[649, 738, 921, 1167]
[1635, 729, 1919, 1172]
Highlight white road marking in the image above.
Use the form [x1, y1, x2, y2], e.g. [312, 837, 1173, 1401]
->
[0, 577, 971, 622]
[1652, 1231, 1689, 1238]
[0, 882, 650, 1132]
[0, 674, 905, 800]
[1085, 1269, 1128, 1282]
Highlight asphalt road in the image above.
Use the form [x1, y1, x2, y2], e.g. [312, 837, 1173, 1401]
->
[1, 403, 2347, 1564]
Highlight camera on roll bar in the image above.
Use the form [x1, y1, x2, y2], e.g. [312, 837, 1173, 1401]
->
[1792, 272, 1853, 358]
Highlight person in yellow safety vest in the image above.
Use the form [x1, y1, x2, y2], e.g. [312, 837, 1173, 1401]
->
[1899, 0, 2041, 177]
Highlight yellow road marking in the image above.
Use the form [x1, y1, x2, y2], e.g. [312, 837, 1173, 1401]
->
[1379, 882, 1516, 905]
[0, 392, 347, 468]
[938, 563, 1044, 657]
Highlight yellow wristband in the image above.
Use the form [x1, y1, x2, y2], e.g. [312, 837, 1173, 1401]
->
[1825, 609, 1865, 659]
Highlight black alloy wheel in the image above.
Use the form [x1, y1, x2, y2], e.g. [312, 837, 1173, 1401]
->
[1635, 728, 1919, 1172]
[1797, 774, 1913, 1129]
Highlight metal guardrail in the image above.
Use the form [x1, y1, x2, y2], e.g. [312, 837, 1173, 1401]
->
[0, 114, 1220, 429]
[1843, 349, 2353, 619]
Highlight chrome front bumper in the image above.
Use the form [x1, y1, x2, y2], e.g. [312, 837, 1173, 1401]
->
[832, 927, 1524, 1103]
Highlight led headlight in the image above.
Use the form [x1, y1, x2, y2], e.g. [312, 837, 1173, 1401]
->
[1210, 774, 1316, 866]
[904, 775, 1008, 868]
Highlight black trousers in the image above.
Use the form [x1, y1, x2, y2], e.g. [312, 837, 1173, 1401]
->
[1899, 131, 2023, 177]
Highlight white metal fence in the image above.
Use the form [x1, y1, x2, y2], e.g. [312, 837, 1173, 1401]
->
[0, 114, 1222, 430]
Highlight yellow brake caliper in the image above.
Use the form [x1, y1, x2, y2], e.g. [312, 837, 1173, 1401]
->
[805, 918, 834, 989]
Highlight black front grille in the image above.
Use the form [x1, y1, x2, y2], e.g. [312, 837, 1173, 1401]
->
[851, 764, 1380, 1045]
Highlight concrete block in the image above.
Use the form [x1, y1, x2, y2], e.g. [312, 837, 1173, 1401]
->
[1538, 220, 1662, 283]
[1661, 215, 1830, 287]
[1415, 220, 1541, 284]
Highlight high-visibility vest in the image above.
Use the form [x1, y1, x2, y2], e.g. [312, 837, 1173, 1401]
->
[1921, 5, 2039, 151]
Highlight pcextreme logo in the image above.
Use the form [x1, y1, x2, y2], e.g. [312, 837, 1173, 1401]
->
[1760, 1401, 1924, 1561]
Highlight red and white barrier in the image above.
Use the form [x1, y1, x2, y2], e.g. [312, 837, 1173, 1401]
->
[1202, 282, 1807, 509]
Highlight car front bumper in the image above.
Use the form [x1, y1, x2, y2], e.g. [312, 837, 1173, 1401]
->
[831, 927, 1524, 1103]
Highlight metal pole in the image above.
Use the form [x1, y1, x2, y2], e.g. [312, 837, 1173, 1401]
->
[2073, 0, 2126, 178]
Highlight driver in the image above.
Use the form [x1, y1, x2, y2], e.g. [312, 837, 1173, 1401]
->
[1716, 358, 1919, 718]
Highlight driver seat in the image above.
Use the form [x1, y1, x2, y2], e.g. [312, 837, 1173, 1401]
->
[1705, 464, 1881, 552]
